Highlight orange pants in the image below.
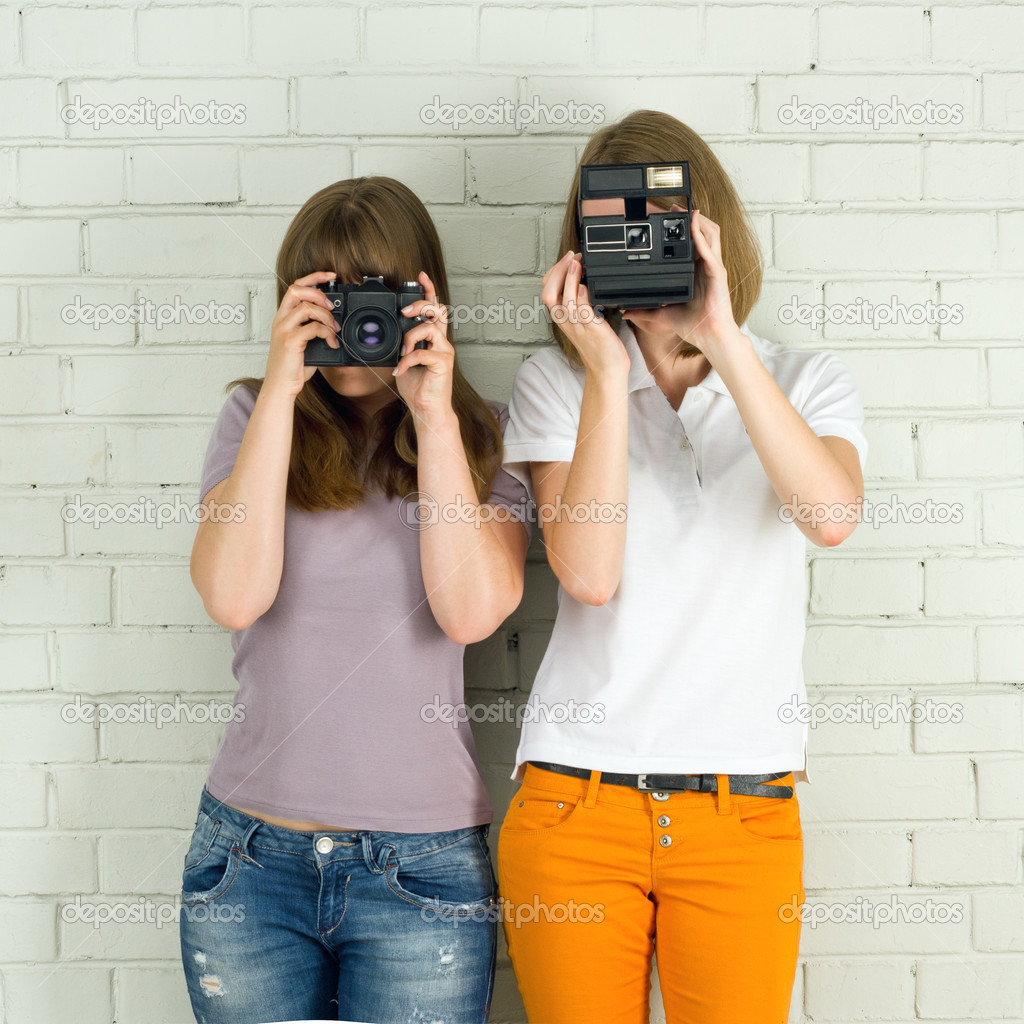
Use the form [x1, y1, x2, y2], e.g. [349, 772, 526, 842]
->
[496, 764, 804, 1024]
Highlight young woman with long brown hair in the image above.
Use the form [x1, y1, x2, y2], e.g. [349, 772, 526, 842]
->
[496, 110, 868, 1024]
[178, 176, 530, 1023]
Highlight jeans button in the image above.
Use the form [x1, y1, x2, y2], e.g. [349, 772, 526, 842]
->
[651, 792, 670, 802]
[659, 834, 672, 847]
[658, 815, 671, 827]
[315, 836, 334, 854]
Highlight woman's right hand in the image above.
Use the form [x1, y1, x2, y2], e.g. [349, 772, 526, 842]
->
[542, 250, 630, 378]
[263, 271, 343, 399]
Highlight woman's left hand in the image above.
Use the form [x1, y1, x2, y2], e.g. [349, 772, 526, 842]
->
[394, 271, 456, 427]
[622, 208, 739, 353]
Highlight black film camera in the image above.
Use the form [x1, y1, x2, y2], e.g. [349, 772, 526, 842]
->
[577, 161, 695, 309]
[303, 276, 428, 366]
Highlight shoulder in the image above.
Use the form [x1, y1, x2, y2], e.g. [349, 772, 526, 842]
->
[741, 325, 851, 395]
[510, 344, 582, 401]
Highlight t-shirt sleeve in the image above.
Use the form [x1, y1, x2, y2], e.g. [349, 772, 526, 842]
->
[798, 351, 869, 475]
[199, 384, 259, 502]
[485, 400, 533, 545]
[501, 352, 581, 497]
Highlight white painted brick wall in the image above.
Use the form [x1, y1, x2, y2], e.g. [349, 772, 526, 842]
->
[1, 3, 1022, 1023]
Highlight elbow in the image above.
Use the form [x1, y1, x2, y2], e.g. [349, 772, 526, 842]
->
[202, 597, 260, 632]
[815, 522, 855, 548]
[562, 575, 618, 606]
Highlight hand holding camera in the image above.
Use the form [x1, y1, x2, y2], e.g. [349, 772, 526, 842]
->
[265, 270, 344, 401]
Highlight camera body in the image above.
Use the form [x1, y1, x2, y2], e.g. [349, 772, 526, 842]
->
[303, 276, 427, 367]
[577, 161, 695, 310]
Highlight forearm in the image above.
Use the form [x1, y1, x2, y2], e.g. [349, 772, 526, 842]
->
[546, 369, 630, 605]
[708, 328, 860, 538]
[190, 388, 294, 628]
[414, 411, 522, 642]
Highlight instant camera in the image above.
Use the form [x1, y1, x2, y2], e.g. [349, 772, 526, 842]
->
[577, 161, 695, 309]
[303, 276, 428, 367]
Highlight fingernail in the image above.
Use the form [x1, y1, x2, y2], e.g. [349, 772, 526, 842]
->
[401, 305, 412, 314]
[333, 320, 341, 330]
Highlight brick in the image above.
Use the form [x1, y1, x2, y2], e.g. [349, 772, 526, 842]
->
[932, 5, 1024, 67]
[917, 419, 1024, 480]
[838, 348, 982, 410]
[469, 145, 577, 205]
[810, 142, 920, 201]
[913, 827, 1019, 886]
[0, 565, 111, 627]
[984, 73, 1024, 131]
[0, 219, 80, 275]
[27, 283, 136, 347]
[925, 556, 1024, 617]
[353, 145, 462, 205]
[0, 835, 95, 895]
[939, 280, 1024, 342]
[119, 565, 213, 627]
[977, 625, 1024, 682]
[0, 700, 96, 763]
[18, 146, 124, 206]
[57, 630, 235, 694]
[2, 79, 62, 138]
[819, 6, 924, 65]
[983, 488, 1024, 546]
[137, 6, 245, 66]
[592, 7, 700, 69]
[803, 827, 911, 888]
[914, 691, 1022, 753]
[705, 5, 811, 70]
[129, 145, 239, 205]
[250, 6, 358, 67]
[368, 6, 476, 65]
[479, 8, 586, 67]
[804, 625, 973, 687]
[774, 213, 992, 273]
[915, 958, 1024, 1019]
[0, 497, 66, 557]
[0, 634, 50, 692]
[810, 557, 923, 616]
[243, 145, 353, 206]
[71, 353, 265, 416]
[805, 960, 915, 1020]
[22, 7, 132, 68]
[0, 426, 106, 485]
[54, 764, 205, 828]
[107, 423, 212, 485]
[5, 968, 111, 1024]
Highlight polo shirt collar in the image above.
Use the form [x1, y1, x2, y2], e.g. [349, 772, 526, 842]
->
[618, 319, 763, 397]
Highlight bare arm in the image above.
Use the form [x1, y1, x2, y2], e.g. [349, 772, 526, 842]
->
[189, 271, 341, 630]
[394, 272, 530, 643]
[527, 251, 633, 606]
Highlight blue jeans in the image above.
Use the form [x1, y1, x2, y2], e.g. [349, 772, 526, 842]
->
[179, 787, 497, 1023]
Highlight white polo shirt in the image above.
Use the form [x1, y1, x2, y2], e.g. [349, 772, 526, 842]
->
[501, 320, 869, 784]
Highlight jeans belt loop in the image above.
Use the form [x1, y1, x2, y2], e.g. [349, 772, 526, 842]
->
[584, 770, 602, 808]
[716, 773, 731, 815]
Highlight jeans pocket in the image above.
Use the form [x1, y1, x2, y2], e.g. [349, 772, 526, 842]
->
[181, 814, 241, 905]
[499, 788, 582, 837]
[728, 792, 804, 846]
[386, 828, 497, 915]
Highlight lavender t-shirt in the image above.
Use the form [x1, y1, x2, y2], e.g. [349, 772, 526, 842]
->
[198, 382, 531, 832]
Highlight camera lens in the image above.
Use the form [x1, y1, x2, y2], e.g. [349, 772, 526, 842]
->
[343, 309, 400, 363]
[359, 320, 382, 347]
[663, 218, 684, 240]
[626, 225, 650, 250]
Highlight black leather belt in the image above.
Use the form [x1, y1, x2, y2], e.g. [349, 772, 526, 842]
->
[528, 761, 794, 799]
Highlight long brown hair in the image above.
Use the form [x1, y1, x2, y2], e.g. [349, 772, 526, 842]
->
[554, 109, 763, 365]
[230, 176, 503, 512]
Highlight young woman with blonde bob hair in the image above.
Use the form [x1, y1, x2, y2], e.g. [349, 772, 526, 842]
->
[179, 176, 531, 1023]
[496, 110, 868, 1024]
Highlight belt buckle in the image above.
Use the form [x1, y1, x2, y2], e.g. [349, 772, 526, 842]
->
[636, 774, 657, 792]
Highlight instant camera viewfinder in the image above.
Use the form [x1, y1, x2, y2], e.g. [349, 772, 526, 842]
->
[577, 161, 695, 310]
[303, 276, 428, 367]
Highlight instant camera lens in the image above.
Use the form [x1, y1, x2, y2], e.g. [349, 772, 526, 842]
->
[663, 218, 684, 240]
[626, 225, 650, 250]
